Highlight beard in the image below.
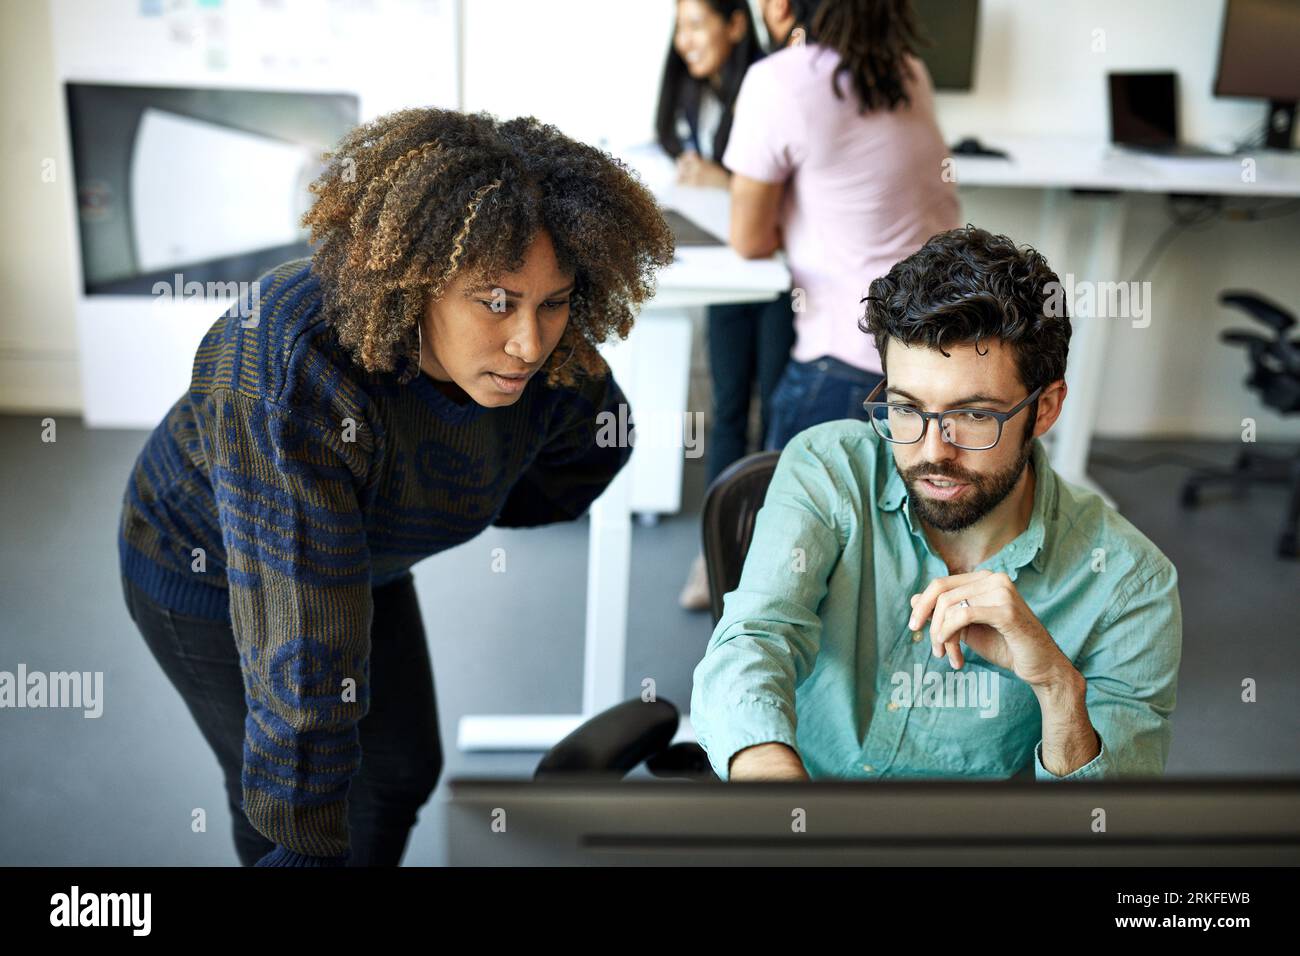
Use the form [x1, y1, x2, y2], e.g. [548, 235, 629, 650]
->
[898, 435, 1034, 533]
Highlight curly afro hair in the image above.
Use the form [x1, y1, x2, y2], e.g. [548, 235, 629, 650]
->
[860, 224, 1071, 393]
[301, 107, 676, 389]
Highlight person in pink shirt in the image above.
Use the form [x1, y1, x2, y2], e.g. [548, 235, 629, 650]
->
[725, 0, 962, 450]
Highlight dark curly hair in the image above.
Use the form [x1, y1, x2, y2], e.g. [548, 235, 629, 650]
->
[792, 0, 924, 113]
[301, 107, 676, 389]
[860, 224, 1071, 394]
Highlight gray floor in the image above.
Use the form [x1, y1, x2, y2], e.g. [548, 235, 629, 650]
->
[0, 413, 1295, 866]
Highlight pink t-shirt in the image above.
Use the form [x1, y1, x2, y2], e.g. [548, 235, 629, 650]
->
[722, 45, 961, 374]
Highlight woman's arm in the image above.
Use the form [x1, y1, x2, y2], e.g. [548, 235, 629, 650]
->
[198, 389, 373, 864]
[729, 172, 785, 258]
[492, 369, 634, 528]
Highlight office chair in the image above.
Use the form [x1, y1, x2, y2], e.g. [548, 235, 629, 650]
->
[701, 451, 783, 624]
[1180, 291, 1300, 559]
[534, 452, 782, 781]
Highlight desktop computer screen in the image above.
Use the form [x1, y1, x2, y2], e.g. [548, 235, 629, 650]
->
[911, 0, 980, 92]
[447, 777, 1300, 866]
[1214, 0, 1300, 147]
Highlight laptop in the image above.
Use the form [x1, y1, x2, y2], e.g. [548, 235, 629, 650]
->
[662, 207, 724, 247]
[1108, 71, 1227, 157]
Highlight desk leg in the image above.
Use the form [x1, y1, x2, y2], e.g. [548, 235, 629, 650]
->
[582, 446, 632, 716]
[1048, 193, 1128, 509]
[1035, 188, 1073, 460]
[1036, 187, 1074, 267]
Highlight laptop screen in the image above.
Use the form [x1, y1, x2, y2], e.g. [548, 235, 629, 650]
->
[1109, 72, 1179, 146]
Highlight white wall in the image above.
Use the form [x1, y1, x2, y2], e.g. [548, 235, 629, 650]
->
[3, 0, 1298, 439]
[1, 0, 80, 413]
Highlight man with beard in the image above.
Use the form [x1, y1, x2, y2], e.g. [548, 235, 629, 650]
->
[691, 225, 1183, 782]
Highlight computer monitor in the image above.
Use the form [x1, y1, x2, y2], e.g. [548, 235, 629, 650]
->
[1214, 0, 1300, 149]
[911, 0, 980, 92]
[64, 83, 359, 295]
[446, 777, 1300, 865]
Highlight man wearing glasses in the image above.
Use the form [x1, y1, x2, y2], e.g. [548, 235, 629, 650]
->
[691, 225, 1182, 782]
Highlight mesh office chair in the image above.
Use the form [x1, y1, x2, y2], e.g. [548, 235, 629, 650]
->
[534, 451, 782, 781]
[1181, 291, 1300, 559]
[700, 451, 783, 625]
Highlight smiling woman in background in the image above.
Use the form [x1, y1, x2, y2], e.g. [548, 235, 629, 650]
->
[658, 0, 798, 609]
[117, 107, 674, 866]
[655, 0, 763, 188]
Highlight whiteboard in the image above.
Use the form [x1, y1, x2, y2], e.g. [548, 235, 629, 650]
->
[50, 0, 462, 428]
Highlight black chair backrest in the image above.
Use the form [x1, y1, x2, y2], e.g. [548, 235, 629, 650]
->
[701, 451, 782, 626]
[1219, 291, 1300, 413]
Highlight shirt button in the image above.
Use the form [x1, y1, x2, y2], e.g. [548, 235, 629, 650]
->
[861, 764, 875, 773]
[886, 701, 900, 712]
[911, 630, 923, 642]
[817, 360, 828, 371]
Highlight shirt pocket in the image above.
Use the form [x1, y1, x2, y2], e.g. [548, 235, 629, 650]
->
[920, 662, 1039, 776]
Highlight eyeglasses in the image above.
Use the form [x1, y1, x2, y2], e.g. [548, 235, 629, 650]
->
[862, 380, 1044, 451]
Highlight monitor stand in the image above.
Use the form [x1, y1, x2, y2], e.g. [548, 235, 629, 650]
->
[1266, 100, 1297, 150]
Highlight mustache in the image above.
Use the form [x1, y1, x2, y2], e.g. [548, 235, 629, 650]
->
[904, 466, 979, 484]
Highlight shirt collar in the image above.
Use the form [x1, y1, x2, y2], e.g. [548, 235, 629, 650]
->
[877, 436, 1056, 577]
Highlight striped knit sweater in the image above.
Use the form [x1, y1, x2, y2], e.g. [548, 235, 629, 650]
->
[118, 257, 633, 864]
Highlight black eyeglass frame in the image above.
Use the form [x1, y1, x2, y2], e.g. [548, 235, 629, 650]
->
[862, 379, 1045, 451]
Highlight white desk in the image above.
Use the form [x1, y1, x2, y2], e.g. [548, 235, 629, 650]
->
[457, 147, 790, 751]
[948, 135, 1300, 503]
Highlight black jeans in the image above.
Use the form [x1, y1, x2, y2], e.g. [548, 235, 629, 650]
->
[706, 292, 796, 486]
[120, 571, 442, 866]
[764, 354, 886, 451]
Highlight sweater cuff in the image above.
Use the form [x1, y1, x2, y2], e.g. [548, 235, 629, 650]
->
[255, 844, 349, 867]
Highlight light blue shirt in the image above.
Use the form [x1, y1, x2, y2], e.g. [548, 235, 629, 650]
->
[691, 420, 1183, 782]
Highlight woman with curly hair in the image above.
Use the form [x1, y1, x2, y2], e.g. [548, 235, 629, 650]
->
[116, 107, 675, 866]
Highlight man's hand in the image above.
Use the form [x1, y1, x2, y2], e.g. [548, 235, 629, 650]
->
[908, 570, 1074, 689]
[912, 571, 1101, 776]
[675, 150, 731, 188]
[728, 742, 810, 781]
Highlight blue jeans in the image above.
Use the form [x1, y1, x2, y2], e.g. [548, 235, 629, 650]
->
[706, 292, 796, 485]
[764, 354, 886, 451]
[120, 571, 442, 866]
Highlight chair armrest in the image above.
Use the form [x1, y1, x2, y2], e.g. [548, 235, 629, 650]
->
[1220, 291, 1296, 335]
[534, 698, 680, 778]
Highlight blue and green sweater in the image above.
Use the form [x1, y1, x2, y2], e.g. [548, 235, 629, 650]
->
[118, 258, 633, 865]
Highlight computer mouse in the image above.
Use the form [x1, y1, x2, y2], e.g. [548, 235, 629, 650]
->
[951, 137, 1009, 159]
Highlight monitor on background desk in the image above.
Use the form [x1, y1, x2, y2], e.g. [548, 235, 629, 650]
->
[911, 0, 980, 92]
[1214, 0, 1300, 149]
